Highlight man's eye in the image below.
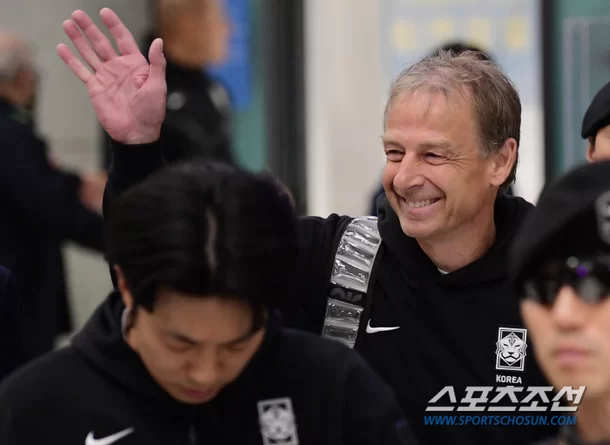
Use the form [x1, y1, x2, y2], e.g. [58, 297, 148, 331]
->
[166, 340, 191, 352]
[225, 341, 248, 352]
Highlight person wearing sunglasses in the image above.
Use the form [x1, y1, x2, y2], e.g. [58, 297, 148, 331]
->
[510, 159, 610, 444]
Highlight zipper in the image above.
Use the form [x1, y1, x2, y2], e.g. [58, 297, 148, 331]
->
[188, 424, 196, 445]
[188, 405, 199, 445]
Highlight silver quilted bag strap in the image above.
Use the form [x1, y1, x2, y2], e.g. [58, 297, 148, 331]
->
[321, 216, 382, 348]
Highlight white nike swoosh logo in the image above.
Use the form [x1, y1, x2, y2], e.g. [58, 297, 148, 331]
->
[366, 320, 400, 334]
[85, 428, 134, 445]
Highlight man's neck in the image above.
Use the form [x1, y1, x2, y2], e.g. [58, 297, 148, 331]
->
[417, 205, 497, 273]
[575, 397, 610, 442]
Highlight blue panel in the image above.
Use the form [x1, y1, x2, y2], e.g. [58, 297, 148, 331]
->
[208, 0, 252, 110]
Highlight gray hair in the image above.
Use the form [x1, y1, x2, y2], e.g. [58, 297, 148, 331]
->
[383, 50, 521, 195]
[0, 32, 34, 82]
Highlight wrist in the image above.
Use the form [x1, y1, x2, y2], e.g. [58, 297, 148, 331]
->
[110, 137, 165, 178]
[122, 132, 161, 145]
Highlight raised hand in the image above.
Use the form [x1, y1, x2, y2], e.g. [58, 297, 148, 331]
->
[57, 8, 167, 145]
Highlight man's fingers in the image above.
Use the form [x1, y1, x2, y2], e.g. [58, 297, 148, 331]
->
[56, 43, 92, 84]
[147, 38, 166, 83]
[62, 20, 102, 71]
[100, 8, 140, 56]
[71, 10, 117, 62]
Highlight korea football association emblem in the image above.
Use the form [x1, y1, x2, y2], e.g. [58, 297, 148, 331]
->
[258, 397, 299, 445]
[495, 327, 528, 372]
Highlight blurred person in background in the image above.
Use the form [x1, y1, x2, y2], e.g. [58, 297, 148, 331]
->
[510, 160, 610, 444]
[0, 32, 106, 359]
[0, 266, 25, 383]
[582, 80, 610, 162]
[369, 41, 513, 215]
[102, 0, 235, 168]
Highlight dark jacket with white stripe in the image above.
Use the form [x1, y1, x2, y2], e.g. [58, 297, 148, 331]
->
[0, 291, 415, 445]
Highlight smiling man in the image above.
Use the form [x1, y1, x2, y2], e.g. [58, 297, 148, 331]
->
[77, 8, 553, 445]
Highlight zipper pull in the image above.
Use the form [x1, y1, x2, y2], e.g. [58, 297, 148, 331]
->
[189, 424, 196, 445]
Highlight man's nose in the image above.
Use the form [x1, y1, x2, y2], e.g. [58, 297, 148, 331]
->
[550, 285, 588, 331]
[393, 154, 426, 191]
[187, 347, 221, 387]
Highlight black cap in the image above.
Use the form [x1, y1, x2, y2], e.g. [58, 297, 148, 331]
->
[582, 80, 610, 139]
[510, 160, 610, 290]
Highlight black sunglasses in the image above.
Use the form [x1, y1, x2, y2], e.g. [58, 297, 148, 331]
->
[521, 255, 610, 306]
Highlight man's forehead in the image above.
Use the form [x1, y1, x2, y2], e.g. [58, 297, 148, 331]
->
[385, 90, 476, 142]
[382, 132, 452, 149]
[163, 323, 255, 346]
[388, 92, 471, 128]
[597, 124, 610, 139]
[395, 86, 471, 108]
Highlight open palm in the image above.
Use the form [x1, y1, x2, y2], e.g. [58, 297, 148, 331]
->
[57, 8, 167, 144]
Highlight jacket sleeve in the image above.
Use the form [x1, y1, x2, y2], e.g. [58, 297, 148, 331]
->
[103, 138, 166, 218]
[281, 215, 352, 334]
[343, 352, 419, 445]
[0, 125, 103, 251]
[102, 138, 166, 287]
[0, 269, 26, 384]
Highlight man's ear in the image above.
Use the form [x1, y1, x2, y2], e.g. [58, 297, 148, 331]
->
[114, 265, 133, 310]
[488, 138, 518, 188]
[114, 265, 139, 349]
[587, 137, 596, 163]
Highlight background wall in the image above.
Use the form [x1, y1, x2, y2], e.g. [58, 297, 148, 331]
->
[548, 0, 610, 175]
[212, 0, 268, 172]
[305, 0, 386, 217]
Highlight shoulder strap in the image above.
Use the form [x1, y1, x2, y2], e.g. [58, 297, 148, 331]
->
[321, 216, 382, 348]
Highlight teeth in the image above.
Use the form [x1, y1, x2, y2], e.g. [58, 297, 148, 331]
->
[406, 199, 437, 208]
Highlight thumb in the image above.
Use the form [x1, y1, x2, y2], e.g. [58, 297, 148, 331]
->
[147, 38, 166, 84]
